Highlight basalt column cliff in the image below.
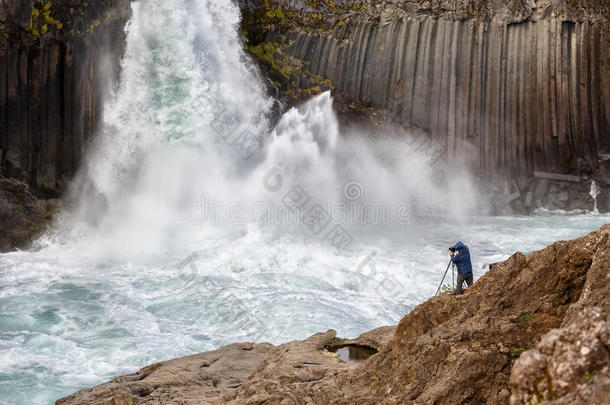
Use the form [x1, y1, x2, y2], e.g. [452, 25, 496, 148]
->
[241, 0, 610, 213]
[0, 0, 131, 194]
[0, 0, 131, 250]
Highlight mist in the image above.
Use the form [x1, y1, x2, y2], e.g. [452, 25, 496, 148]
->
[49, 0, 483, 262]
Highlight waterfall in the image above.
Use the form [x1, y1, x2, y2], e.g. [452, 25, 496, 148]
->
[3, 2, 610, 404]
[47, 0, 483, 261]
[57, 0, 274, 257]
[589, 180, 600, 214]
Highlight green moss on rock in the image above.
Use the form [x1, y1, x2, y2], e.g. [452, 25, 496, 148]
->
[25, 1, 64, 38]
[246, 41, 292, 78]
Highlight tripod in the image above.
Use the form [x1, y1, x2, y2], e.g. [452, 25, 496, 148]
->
[434, 260, 453, 296]
[435, 259, 456, 296]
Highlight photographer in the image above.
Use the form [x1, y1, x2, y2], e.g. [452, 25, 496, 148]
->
[449, 241, 473, 295]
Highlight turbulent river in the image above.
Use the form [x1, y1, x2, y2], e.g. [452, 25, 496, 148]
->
[1, 1, 609, 404]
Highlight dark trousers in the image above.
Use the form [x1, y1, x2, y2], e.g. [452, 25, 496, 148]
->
[456, 272, 473, 295]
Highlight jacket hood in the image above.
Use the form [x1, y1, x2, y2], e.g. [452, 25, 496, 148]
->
[455, 241, 465, 250]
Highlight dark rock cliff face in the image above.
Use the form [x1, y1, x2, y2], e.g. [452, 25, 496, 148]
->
[0, 0, 131, 196]
[241, 0, 610, 212]
[0, 0, 131, 251]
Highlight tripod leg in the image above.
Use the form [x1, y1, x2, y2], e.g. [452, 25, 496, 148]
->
[435, 260, 453, 296]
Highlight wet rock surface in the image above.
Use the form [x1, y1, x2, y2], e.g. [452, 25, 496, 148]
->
[58, 224, 610, 404]
[0, 177, 60, 252]
[328, 344, 378, 364]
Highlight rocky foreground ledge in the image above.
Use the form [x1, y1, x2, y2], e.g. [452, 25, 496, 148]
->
[58, 224, 610, 404]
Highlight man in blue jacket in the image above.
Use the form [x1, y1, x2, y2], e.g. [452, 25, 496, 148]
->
[449, 241, 473, 295]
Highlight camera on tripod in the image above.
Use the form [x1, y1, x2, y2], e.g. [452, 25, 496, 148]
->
[448, 246, 456, 253]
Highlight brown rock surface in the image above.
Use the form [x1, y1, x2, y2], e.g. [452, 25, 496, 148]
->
[510, 307, 610, 405]
[57, 327, 394, 405]
[57, 224, 610, 404]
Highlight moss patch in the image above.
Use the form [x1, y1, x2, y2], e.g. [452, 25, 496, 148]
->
[437, 284, 455, 295]
[508, 343, 535, 358]
[246, 41, 292, 79]
[26, 1, 64, 38]
[515, 312, 537, 323]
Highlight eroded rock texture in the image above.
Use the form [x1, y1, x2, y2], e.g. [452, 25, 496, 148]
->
[510, 307, 610, 405]
[349, 223, 610, 404]
[56, 327, 396, 405]
[57, 224, 610, 404]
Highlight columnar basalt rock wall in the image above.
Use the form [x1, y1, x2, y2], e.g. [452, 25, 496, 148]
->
[284, 16, 609, 180]
[241, 0, 610, 212]
[0, 0, 131, 196]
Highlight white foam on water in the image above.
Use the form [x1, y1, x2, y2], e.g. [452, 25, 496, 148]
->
[1, 1, 609, 404]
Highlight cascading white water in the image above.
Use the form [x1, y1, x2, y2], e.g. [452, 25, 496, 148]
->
[589, 180, 600, 214]
[55, 0, 274, 259]
[49, 0, 480, 261]
[1, 1, 610, 404]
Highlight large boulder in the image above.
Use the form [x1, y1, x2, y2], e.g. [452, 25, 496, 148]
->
[510, 307, 610, 405]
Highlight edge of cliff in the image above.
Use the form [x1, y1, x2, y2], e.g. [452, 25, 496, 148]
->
[57, 222, 610, 404]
